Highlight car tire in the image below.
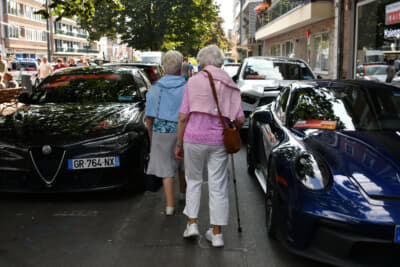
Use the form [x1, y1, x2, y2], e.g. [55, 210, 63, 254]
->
[124, 137, 149, 194]
[266, 161, 278, 239]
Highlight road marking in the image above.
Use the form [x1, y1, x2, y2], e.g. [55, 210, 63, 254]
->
[53, 210, 99, 217]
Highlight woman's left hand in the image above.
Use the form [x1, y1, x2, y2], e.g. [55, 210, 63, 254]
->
[175, 146, 184, 161]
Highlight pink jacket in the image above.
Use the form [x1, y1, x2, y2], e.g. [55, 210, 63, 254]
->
[187, 65, 241, 120]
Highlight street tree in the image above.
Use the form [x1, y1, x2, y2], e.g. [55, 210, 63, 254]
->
[79, 0, 221, 55]
[36, 0, 124, 22]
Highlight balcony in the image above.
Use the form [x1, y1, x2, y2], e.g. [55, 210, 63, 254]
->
[255, 0, 333, 40]
[55, 30, 89, 39]
[55, 47, 99, 54]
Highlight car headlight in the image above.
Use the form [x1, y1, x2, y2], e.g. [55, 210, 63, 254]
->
[295, 152, 331, 190]
[83, 133, 131, 149]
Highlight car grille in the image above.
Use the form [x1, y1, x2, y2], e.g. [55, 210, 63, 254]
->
[30, 147, 65, 183]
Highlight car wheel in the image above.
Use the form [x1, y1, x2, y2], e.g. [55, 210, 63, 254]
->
[266, 161, 278, 239]
[125, 137, 149, 193]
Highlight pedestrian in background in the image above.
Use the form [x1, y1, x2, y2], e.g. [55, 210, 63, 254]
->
[53, 58, 66, 71]
[3, 72, 18, 88]
[145, 50, 187, 216]
[181, 57, 190, 80]
[386, 59, 396, 83]
[0, 74, 6, 89]
[67, 58, 77, 67]
[37, 57, 52, 81]
[175, 45, 244, 247]
[0, 55, 6, 74]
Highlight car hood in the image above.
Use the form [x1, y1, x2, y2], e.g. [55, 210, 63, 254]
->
[0, 103, 141, 146]
[302, 130, 400, 199]
[239, 79, 294, 97]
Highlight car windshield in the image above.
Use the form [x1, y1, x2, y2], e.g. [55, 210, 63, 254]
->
[365, 65, 387, 75]
[244, 59, 314, 80]
[31, 72, 138, 104]
[288, 87, 400, 131]
[223, 66, 240, 77]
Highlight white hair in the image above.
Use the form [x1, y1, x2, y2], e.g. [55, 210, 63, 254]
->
[196, 45, 224, 68]
[162, 50, 183, 75]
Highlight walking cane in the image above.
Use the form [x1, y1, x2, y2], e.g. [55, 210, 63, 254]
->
[230, 154, 242, 233]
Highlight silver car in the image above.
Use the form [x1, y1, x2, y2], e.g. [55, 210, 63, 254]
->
[233, 56, 316, 128]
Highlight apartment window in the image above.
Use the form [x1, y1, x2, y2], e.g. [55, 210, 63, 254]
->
[6, 25, 19, 39]
[18, 3, 24, 15]
[26, 28, 46, 42]
[25, 5, 33, 19]
[312, 33, 329, 72]
[270, 44, 280, 56]
[8, 0, 17, 15]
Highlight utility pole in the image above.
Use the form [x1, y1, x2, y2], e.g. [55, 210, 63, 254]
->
[46, 0, 51, 61]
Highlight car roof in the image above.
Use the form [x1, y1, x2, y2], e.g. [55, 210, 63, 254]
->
[48, 65, 141, 76]
[105, 62, 161, 67]
[245, 56, 308, 64]
[290, 79, 399, 91]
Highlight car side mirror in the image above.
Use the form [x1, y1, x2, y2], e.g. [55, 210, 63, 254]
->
[317, 75, 323, 79]
[18, 92, 31, 104]
[232, 74, 238, 83]
[253, 110, 273, 124]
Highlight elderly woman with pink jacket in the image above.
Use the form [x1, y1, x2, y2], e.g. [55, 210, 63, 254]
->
[175, 45, 244, 247]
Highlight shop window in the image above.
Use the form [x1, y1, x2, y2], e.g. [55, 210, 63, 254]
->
[312, 33, 329, 72]
[271, 44, 281, 56]
[282, 41, 294, 57]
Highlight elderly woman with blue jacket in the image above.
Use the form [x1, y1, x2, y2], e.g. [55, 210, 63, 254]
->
[145, 50, 186, 215]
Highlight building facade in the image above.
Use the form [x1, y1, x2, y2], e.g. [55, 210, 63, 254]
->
[1, 0, 48, 60]
[52, 17, 99, 61]
[255, 0, 335, 78]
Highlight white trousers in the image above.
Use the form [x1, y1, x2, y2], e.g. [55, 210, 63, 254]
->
[183, 143, 229, 226]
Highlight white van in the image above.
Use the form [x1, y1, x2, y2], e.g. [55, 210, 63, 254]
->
[140, 51, 163, 65]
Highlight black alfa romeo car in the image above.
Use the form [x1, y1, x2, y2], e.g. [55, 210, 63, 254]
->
[0, 66, 151, 193]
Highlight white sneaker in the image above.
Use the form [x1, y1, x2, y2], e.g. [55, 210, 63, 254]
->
[183, 223, 200, 238]
[165, 206, 175, 216]
[205, 228, 224, 247]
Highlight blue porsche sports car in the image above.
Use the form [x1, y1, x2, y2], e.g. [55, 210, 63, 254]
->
[247, 80, 400, 266]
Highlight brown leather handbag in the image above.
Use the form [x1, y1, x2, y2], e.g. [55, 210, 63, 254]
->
[203, 70, 241, 154]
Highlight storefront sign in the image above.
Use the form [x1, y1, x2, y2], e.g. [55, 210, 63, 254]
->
[386, 2, 400, 25]
[384, 28, 400, 38]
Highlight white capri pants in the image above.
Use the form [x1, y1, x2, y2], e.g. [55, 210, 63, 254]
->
[183, 142, 229, 226]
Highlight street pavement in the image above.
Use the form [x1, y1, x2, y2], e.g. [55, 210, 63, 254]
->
[0, 142, 327, 267]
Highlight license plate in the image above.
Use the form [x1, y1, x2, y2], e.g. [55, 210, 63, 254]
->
[68, 156, 120, 170]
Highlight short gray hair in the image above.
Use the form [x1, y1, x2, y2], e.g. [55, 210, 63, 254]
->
[196, 45, 224, 68]
[162, 50, 183, 75]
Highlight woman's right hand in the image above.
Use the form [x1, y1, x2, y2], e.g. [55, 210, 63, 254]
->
[175, 146, 183, 161]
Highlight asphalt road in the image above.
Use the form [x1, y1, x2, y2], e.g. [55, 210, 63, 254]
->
[0, 143, 327, 267]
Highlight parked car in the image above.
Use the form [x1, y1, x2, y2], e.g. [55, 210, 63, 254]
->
[105, 62, 164, 84]
[247, 80, 400, 266]
[0, 66, 151, 193]
[222, 63, 241, 78]
[233, 56, 316, 128]
[10, 60, 39, 85]
[356, 64, 388, 82]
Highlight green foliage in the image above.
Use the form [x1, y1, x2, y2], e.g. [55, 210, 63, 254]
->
[35, 0, 124, 22]
[77, 0, 225, 56]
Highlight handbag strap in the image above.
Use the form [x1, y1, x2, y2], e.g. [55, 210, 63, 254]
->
[203, 69, 227, 130]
